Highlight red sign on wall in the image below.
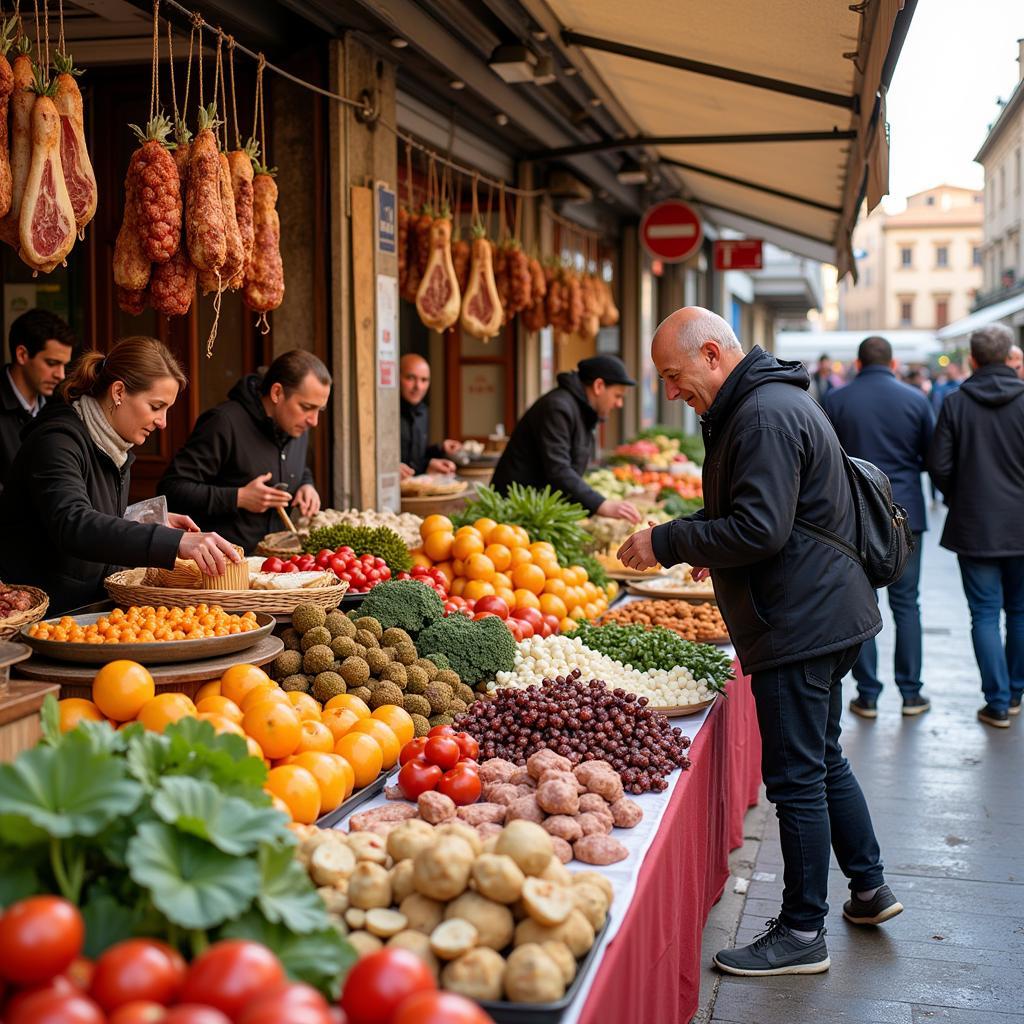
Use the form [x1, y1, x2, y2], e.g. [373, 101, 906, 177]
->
[640, 200, 703, 263]
[713, 239, 764, 270]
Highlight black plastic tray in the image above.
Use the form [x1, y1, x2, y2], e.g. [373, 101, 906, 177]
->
[478, 921, 610, 1024]
[315, 768, 395, 829]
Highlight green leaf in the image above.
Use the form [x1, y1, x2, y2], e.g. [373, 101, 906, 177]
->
[126, 729, 170, 790]
[0, 731, 142, 839]
[220, 910, 355, 999]
[80, 890, 142, 957]
[76, 719, 129, 755]
[152, 777, 291, 856]
[39, 695, 61, 747]
[0, 845, 42, 907]
[256, 844, 331, 934]
[162, 719, 268, 797]
[127, 822, 258, 931]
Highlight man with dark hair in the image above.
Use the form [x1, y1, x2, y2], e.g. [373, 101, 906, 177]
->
[0, 309, 76, 493]
[158, 350, 331, 551]
[929, 323, 1024, 727]
[809, 353, 840, 404]
[824, 335, 934, 718]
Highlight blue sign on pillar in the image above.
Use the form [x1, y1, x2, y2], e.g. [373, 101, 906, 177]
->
[376, 183, 396, 254]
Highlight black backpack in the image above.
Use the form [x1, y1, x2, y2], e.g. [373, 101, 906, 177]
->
[795, 455, 914, 589]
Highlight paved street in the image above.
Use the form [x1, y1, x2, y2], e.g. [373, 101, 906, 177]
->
[702, 513, 1024, 1024]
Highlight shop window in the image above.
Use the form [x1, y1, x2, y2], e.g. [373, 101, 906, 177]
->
[900, 247, 913, 268]
[934, 298, 949, 328]
[973, 245, 982, 267]
[935, 246, 949, 268]
[899, 298, 914, 326]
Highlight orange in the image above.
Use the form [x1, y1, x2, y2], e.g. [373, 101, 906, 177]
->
[487, 524, 518, 548]
[536, 558, 562, 581]
[411, 551, 433, 570]
[321, 707, 361, 742]
[450, 577, 466, 597]
[371, 704, 415, 746]
[464, 553, 495, 581]
[268, 793, 292, 818]
[560, 565, 578, 585]
[539, 594, 568, 619]
[286, 691, 322, 721]
[333, 755, 356, 798]
[569, 605, 587, 621]
[240, 684, 289, 712]
[511, 563, 546, 595]
[197, 712, 245, 736]
[196, 695, 244, 723]
[473, 517, 498, 538]
[433, 561, 456, 585]
[484, 544, 512, 572]
[451, 532, 485, 561]
[560, 616, 579, 633]
[295, 718, 336, 753]
[265, 765, 320, 825]
[245, 736, 264, 760]
[512, 526, 531, 548]
[583, 602, 598, 620]
[349, 719, 401, 767]
[242, 699, 302, 760]
[570, 565, 589, 586]
[543, 577, 568, 598]
[136, 693, 196, 733]
[455, 525, 483, 538]
[421, 513, 454, 537]
[324, 693, 371, 719]
[452, 558, 466, 577]
[91, 661, 156, 721]
[508, 547, 533, 569]
[529, 541, 555, 558]
[220, 664, 272, 707]
[463, 579, 495, 602]
[290, 751, 350, 814]
[58, 698, 104, 733]
[334, 732, 384, 788]
[495, 586, 517, 608]
[423, 530, 454, 562]
[513, 588, 541, 611]
[194, 680, 222, 702]
[493, 571, 512, 590]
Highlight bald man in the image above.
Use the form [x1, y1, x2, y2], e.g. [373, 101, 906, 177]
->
[619, 307, 897, 977]
[399, 353, 461, 478]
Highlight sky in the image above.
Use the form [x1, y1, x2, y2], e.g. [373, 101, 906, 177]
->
[884, 0, 1024, 207]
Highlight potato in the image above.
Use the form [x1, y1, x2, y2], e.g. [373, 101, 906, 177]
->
[299, 828, 341, 862]
[399, 893, 446, 935]
[309, 841, 356, 886]
[434, 821, 482, 856]
[504, 943, 565, 1003]
[481, 835, 500, 855]
[348, 831, 389, 865]
[539, 857, 573, 887]
[514, 909, 596, 957]
[413, 836, 474, 901]
[572, 882, 611, 931]
[387, 929, 441, 980]
[444, 891, 515, 951]
[541, 940, 577, 986]
[348, 862, 392, 909]
[387, 819, 436, 863]
[344, 907, 366, 929]
[571, 870, 614, 905]
[521, 877, 574, 926]
[347, 930, 384, 958]
[495, 820, 553, 877]
[472, 853, 525, 905]
[317, 886, 349, 915]
[441, 947, 506, 1001]
[430, 918, 478, 960]
[390, 859, 416, 904]
[365, 908, 409, 938]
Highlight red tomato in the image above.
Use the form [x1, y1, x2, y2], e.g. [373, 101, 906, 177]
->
[517, 620, 534, 639]
[537, 619, 553, 638]
[162, 1007, 232, 1024]
[398, 757, 443, 799]
[316, 549, 334, 567]
[0, 896, 84, 985]
[474, 595, 509, 620]
[452, 732, 479, 761]
[427, 724, 455, 737]
[7, 991, 104, 1024]
[514, 606, 544, 630]
[507, 620, 523, 642]
[338, 546, 354, 556]
[397, 572, 412, 581]
[392, 990, 494, 1024]
[108, 1002, 168, 1023]
[424, 736, 460, 770]
[280, 562, 299, 574]
[90, 939, 184, 1011]
[3, 977, 76, 1017]
[543, 613, 561, 634]
[438, 764, 481, 806]
[237, 982, 332, 1024]
[66, 957, 95, 991]
[447, 596, 467, 609]
[442, 601, 460, 615]
[339, 949, 435, 1024]
[261, 557, 283, 573]
[177, 941, 285, 1018]
[399, 737, 429, 765]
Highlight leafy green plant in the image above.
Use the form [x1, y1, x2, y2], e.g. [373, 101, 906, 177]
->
[303, 524, 412, 573]
[659, 490, 705, 519]
[0, 699, 351, 995]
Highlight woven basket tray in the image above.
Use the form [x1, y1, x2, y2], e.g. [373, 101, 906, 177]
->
[255, 531, 306, 559]
[104, 568, 348, 614]
[0, 584, 49, 641]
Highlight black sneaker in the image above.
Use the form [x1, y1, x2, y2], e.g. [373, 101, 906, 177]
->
[842, 884, 904, 925]
[978, 704, 1010, 728]
[849, 696, 878, 719]
[902, 695, 931, 716]
[1010, 694, 1022, 717]
[713, 919, 830, 976]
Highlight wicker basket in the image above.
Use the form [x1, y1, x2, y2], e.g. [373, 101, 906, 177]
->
[0, 585, 49, 640]
[104, 568, 348, 614]
[255, 531, 306, 559]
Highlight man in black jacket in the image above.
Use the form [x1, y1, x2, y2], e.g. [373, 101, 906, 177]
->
[491, 354, 641, 522]
[619, 307, 899, 976]
[929, 323, 1024, 728]
[399, 353, 461, 477]
[158, 350, 330, 552]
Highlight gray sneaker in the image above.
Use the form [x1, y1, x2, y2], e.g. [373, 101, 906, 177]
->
[713, 919, 830, 976]
[842, 884, 904, 925]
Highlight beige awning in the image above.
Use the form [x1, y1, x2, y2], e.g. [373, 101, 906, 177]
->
[541, 0, 911, 277]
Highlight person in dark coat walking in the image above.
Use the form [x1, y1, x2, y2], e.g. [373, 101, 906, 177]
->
[928, 323, 1024, 728]
[0, 337, 239, 614]
[490, 355, 641, 522]
[398, 353, 461, 477]
[158, 351, 331, 553]
[823, 335, 934, 718]
[619, 307, 900, 977]
[0, 309, 76, 495]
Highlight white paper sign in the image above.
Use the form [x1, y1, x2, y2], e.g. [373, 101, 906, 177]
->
[376, 275, 398, 389]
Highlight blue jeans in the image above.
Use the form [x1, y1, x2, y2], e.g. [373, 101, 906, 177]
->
[853, 531, 924, 701]
[957, 555, 1024, 713]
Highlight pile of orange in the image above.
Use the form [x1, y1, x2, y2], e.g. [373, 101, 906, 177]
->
[30, 605, 260, 644]
[411, 514, 610, 631]
[56, 660, 414, 826]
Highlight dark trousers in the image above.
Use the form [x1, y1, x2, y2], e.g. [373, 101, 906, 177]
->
[958, 555, 1024, 713]
[852, 531, 924, 701]
[751, 645, 886, 931]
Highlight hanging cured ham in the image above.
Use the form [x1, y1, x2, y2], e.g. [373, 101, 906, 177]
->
[0, 48, 34, 246]
[415, 216, 460, 331]
[53, 54, 97, 234]
[19, 95, 76, 272]
[460, 232, 503, 340]
[0, 32, 14, 219]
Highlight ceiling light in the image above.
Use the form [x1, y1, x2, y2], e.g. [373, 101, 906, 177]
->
[450, 79, 465, 90]
[488, 44, 537, 83]
[390, 37, 408, 48]
[533, 55, 557, 86]
[616, 157, 649, 186]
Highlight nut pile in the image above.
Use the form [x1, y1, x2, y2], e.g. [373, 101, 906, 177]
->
[599, 598, 727, 642]
[0, 585, 37, 618]
[459, 670, 691, 793]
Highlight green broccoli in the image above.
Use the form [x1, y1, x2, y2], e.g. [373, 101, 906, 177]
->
[416, 614, 516, 686]
[423, 653, 450, 672]
[357, 580, 444, 638]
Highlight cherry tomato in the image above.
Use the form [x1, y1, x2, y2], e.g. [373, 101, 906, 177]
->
[537, 619, 553, 638]
[108, 1002, 168, 1023]
[177, 941, 285, 1018]
[3, 976, 76, 1017]
[399, 737, 429, 765]
[338, 546, 354, 556]
[507, 620, 523, 641]
[163, 1007, 232, 1024]
[90, 939, 184, 1011]
[443, 601, 460, 615]
[397, 572, 412, 581]
[514, 606, 544, 630]
[438, 763, 481, 806]
[517, 620, 534, 639]
[66, 957, 95, 991]
[452, 732, 479, 761]
[0, 895, 84, 985]
[237, 982, 332, 1024]
[280, 562, 299, 574]
[339, 949, 436, 1024]
[474, 595, 509, 620]
[7, 991, 104, 1024]
[424, 736, 460, 770]
[316, 549, 334, 567]
[380, 567, 392, 580]
[392, 990, 494, 1024]
[398, 757, 443, 799]
[427, 724, 455, 738]
[261, 557, 283, 573]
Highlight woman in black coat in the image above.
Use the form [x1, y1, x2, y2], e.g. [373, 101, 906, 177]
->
[0, 336, 239, 614]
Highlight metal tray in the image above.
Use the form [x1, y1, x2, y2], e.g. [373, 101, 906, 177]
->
[315, 768, 395, 829]
[479, 921, 610, 1024]
[651, 695, 717, 717]
[21, 611, 276, 666]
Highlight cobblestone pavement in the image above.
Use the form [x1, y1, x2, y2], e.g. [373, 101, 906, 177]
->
[702, 515, 1024, 1024]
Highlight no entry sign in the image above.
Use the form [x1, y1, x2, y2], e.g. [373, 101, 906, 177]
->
[640, 199, 703, 263]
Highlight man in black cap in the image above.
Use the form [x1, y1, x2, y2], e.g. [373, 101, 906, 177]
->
[490, 354, 641, 521]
